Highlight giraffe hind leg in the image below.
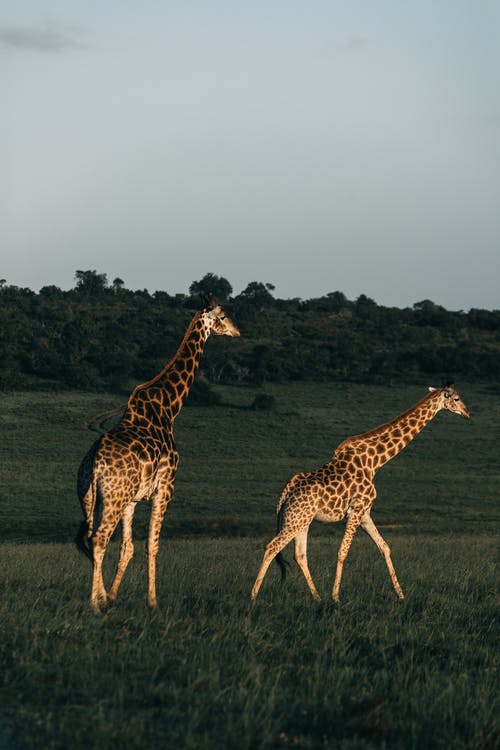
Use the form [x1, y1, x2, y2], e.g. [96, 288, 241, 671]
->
[90, 539, 111, 613]
[108, 502, 137, 603]
[90, 497, 130, 612]
[293, 527, 321, 601]
[251, 528, 298, 601]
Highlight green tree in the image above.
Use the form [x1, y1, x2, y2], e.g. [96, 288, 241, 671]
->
[112, 277, 125, 294]
[236, 281, 275, 306]
[189, 273, 233, 302]
[74, 270, 108, 295]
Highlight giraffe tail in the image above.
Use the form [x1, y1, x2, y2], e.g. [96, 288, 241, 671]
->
[75, 520, 92, 560]
[276, 551, 289, 582]
[275, 494, 290, 582]
[75, 445, 99, 560]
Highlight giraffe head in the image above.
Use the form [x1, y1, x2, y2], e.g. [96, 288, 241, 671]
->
[429, 384, 470, 419]
[200, 294, 240, 337]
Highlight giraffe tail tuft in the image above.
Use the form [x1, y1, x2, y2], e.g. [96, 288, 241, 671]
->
[274, 498, 290, 583]
[76, 442, 100, 561]
[75, 521, 93, 560]
[275, 551, 290, 582]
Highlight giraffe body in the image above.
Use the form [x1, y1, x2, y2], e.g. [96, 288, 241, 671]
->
[77, 296, 239, 611]
[251, 385, 470, 603]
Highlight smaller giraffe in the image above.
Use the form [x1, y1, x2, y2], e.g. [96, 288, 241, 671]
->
[251, 384, 470, 603]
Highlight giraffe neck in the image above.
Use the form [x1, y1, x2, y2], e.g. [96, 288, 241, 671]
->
[123, 312, 210, 427]
[342, 391, 442, 472]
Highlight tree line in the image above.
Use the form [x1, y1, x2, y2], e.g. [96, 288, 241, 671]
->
[0, 271, 499, 392]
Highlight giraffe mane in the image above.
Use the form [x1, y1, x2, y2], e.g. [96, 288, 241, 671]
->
[126, 310, 204, 406]
[341, 388, 442, 445]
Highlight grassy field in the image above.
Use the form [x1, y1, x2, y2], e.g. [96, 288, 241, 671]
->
[0, 381, 499, 748]
[0, 537, 498, 749]
[0, 380, 498, 541]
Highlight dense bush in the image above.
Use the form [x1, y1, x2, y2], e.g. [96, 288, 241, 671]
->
[0, 272, 499, 390]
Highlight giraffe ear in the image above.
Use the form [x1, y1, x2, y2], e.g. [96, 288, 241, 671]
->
[428, 387, 437, 392]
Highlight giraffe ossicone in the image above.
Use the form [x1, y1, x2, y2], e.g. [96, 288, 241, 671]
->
[250, 384, 470, 604]
[76, 295, 240, 612]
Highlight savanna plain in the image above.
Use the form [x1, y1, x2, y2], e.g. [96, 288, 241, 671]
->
[0, 381, 498, 749]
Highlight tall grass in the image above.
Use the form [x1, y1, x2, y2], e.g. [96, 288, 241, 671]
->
[0, 382, 498, 748]
[0, 536, 498, 749]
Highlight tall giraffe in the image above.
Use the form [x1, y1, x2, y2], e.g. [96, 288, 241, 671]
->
[77, 295, 240, 611]
[251, 384, 470, 603]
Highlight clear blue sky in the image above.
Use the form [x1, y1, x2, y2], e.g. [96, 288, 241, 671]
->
[2, 1, 499, 309]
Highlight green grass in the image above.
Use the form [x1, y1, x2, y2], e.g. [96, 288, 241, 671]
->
[0, 381, 498, 541]
[0, 536, 498, 750]
[0, 381, 498, 748]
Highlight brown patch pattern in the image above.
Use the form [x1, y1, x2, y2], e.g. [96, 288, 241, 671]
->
[251, 385, 470, 603]
[77, 297, 240, 611]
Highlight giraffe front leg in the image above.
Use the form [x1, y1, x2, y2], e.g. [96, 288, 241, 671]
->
[332, 510, 363, 602]
[108, 502, 137, 603]
[361, 512, 405, 600]
[146, 484, 173, 608]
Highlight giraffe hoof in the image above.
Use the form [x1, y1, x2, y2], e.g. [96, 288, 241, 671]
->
[91, 593, 112, 613]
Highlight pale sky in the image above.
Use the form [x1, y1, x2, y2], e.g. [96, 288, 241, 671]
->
[1, 1, 499, 310]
